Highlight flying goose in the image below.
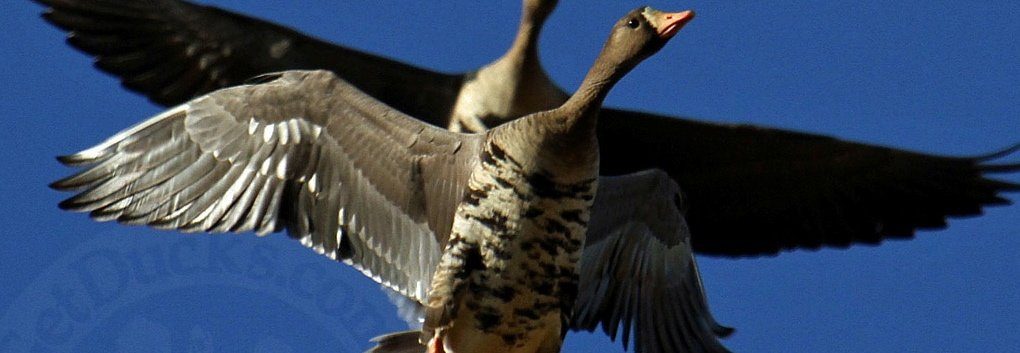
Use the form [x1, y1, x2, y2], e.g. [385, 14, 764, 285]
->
[34, 0, 1020, 257]
[52, 7, 729, 353]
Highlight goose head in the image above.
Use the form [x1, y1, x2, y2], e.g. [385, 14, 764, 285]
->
[562, 6, 695, 115]
[525, 6, 694, 167]
[599, 7, 695, 78]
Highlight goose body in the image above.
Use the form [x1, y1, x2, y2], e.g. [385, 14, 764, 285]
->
[417, 8, 697, 352]
[425, 118, 598, 353]
[52, 7, 726, 353]
[447, 56, 565, 133]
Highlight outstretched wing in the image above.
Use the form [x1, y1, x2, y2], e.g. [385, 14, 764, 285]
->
[51, 70, 480, 302]
[572, 169, 733, 353]
[34, 0, 463, 125]
[597, 108, 1020, 257]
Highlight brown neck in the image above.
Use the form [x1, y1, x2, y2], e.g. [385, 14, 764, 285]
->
[557, 46, 632, 135]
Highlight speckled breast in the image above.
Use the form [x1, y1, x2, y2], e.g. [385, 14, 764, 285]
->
[444, 139, 597, 349]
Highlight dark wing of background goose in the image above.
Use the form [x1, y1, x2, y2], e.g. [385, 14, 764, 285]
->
[32, 0, 463, 126]
[51, 70, 481, 303]
[34, 0, 1020, 258]
[598, 110, 1020, 256]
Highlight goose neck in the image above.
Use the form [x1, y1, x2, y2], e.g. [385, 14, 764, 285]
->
[560, 53, 626, 127]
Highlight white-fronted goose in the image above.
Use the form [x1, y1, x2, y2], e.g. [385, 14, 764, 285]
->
[52, 7, 728, 353]
[34, 0, 1020, 258]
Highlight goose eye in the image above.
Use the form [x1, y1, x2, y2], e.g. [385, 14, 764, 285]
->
[626, 18, 639, 28]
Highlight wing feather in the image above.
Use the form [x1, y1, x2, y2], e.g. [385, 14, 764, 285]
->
[34, 0, 462, 125]
[572, 169, 733, 353]
[53, 70, 480, 304]
[597, 108, 1019, 256]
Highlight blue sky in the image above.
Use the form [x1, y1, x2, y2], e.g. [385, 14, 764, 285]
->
[2, 1, 1018, 352]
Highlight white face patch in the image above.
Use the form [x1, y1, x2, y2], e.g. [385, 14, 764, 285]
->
[640, 7, 663, 32]
[641, 6, 656, 25]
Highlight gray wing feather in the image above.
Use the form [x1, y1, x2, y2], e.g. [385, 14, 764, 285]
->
[52, 70, 481, 304]
[572, 169, 733, 353]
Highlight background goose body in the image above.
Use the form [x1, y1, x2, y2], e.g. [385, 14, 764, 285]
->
[446, 0, 567, 133]
[32, 0, 1020, 257]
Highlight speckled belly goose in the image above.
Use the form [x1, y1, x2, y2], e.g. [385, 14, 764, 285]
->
[52, 7, 728, 353]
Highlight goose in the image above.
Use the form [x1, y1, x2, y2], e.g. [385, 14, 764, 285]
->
[52, 7, 729, 353]
[33, 0, 1020, 258]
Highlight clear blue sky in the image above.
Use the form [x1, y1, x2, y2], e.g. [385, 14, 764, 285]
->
[2, 1, 1018, 352]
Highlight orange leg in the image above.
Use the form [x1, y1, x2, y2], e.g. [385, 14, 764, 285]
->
[428, 334, 445, 353]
